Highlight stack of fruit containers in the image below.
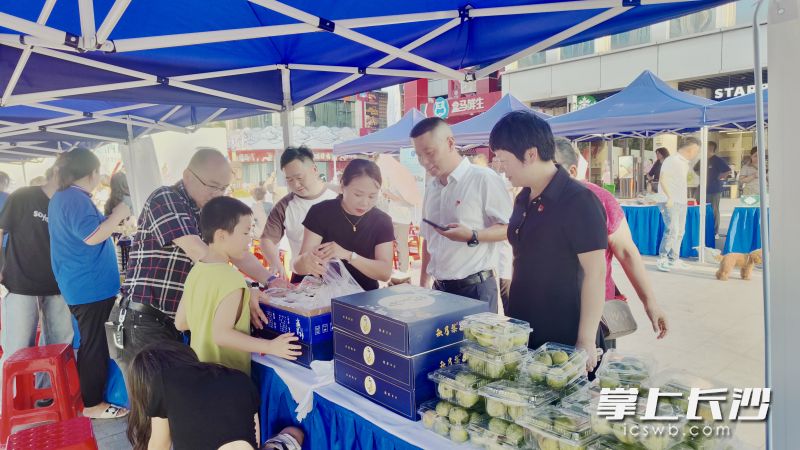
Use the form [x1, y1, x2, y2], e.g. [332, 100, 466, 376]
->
[519, 342, 589, 391]
[424, 364, 492, 444]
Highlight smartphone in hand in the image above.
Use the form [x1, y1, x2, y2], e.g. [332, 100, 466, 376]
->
[422, 218, 450, 232]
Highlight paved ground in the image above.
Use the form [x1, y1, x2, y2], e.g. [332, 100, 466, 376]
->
[93, 198, 767, 449]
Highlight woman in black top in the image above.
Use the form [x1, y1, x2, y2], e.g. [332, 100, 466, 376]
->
[294, 159, 395, 291]
[127, 341, 303, 450]
[647, 147, 670, 191]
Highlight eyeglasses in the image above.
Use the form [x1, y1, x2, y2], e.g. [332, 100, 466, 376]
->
[189, 168, 229, 193]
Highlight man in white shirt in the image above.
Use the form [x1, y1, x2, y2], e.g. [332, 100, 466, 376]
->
[261, 146, 338, 281]
[657, 137, 700, 272]
[411, 118, 513, 313]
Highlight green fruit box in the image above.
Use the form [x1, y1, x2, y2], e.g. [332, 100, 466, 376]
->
[559, 382, 603, 413]
[596, 349, 657, 390]
[460, 313, 532, 352]
[462, 341, 529, 380]
[516, 405, 595, 445]
[418, 399, 488, 445]
[478, 379, 558, 423]
[467, 416, 528, 449]
[520, 343, 588, 390]
[585, 398, 688, 450]
[429, 364, 492, 409]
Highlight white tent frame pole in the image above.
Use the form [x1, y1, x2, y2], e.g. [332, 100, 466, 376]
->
[698, 126, 708, 264]
[287, 64, 444, 79]
[135, 105, 183, 139]
[0, 34, 79, 52]
[192, 108, 226, 131]
[0, 149, 58, 158]
[78, 0, 96, 49]
[294, 17, 462, 108]
[1, 0, 58, 106]
[475, 6, 629, 79]
[172, 65, 279, 82]
[278, 67, 293, 187]
[250, 0, 466, 80]
[3, 80, 157, 107]
[0, 12, 73, 46]
[95, 0, 131, 46]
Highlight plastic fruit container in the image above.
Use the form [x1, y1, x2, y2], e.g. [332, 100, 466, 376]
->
[429, 364, 491, 409]
[596, 349, 656, 390]
[559, 382, 603, 413]
[462, 341, 529, 380]
[586, 397, 688, 450]
[467, 416, 528, 449]
[418, 399, 481, 444]
[460, 313, 532, 351]
[478, 379, 558, 422]
[516, 406, 597, 450]
[520, 342, 588, 390]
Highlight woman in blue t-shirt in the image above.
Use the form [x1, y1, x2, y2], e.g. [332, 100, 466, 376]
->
[48, 148, 132, 419]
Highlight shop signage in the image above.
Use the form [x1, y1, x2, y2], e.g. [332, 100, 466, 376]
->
[577, 95, 597, 110]
[713, 83, 768, 100]
[433, 97, 450, 119]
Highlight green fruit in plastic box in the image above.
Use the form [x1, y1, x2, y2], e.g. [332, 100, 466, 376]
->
[528, 365, 547, 383]
[486, 398, 508, 418]
[558, 442, 585, 450]
[463, 327, 475, 340]
[508, 405, 526, 421]
[435, 401, 452, 417]
[455, 372, 479, 386]
[487, 443, 509, 450]
[485, 361, 506, 378]
[538, 436, 561, 450]
[590, 414, 613, 435]
[511, 333, 529, 347]
[535, 352, 554, 366]
[456, 390, 480, 408]
[467, 356, 485, 374]
[547, 368, 569, 389]
[477, 336, 496, 348]
[642, 434, 672, 450]
[598, 375, 620, 389]
[422, 410, 437, 429]
[433, 420, 451, 437]
[488, 418, 510, 435]
[553, 414, 575, 430]
[506, 424, 525, 446]
[438, 383, 454, 399]
[449, 406, 470, 425]
[469, 411, 484, 424]
[449, 426, 469, 443]
[550, 350, 569, 365]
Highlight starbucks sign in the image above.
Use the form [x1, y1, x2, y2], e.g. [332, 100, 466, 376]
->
[576, 95, 597, 110]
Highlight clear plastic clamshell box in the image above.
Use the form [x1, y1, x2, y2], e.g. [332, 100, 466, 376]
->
[418, 399, 485, 444]
[478, 379, 558, 423]
[428, 364, 492, 409]
[462, 341, 529, 380]
[559, 382, 603, 413]
[467, 416, 528, 449]
[460, 312, 532, 352]
[596, 349, 657, 390]
[520, 342, 588, 391]
[585, 397, 688, 450]
[517, 405, 597, 450]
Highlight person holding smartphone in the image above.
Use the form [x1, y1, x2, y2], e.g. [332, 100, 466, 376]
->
[411, 118, 513, 313]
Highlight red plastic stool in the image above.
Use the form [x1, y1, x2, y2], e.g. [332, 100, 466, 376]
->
[6, 417, 97, 450]
[0, 344, 84, 444]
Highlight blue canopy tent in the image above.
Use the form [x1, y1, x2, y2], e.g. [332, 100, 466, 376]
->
[0, 0, 734, 161]
[704, 89, 769, 130]
[333, 108, 425, 155]
[450, 94, 550, 145]
[547, 70, 715, 140]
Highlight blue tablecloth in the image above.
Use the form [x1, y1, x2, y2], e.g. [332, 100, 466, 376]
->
[622, 204, 715, 258]
[252, 362, 421, 450]
[723, 206, 764, 254]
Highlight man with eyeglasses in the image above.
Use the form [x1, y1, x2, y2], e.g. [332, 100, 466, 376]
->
[115, 148, 283, 376]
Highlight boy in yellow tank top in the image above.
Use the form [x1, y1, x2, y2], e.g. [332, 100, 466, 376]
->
[175, 197, 301, 375]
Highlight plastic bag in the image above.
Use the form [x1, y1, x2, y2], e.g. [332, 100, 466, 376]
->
[320, 258, 364, 301]
[265, 259, 362, 311]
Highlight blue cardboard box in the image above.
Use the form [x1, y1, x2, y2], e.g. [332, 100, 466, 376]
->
[253, 303, 333, 368]
[331, 284, 489, 356]
[334, 329, 463, 390]
[336, 357, 453, 420]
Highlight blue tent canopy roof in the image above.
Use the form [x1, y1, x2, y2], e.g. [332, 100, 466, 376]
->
[451, 94, 551, 145]
[704, 89, 768, 128]
[547, 70, 716, 139]
[333, 109, 426, 155]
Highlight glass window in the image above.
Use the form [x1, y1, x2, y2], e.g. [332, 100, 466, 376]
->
[242, 162, 273, 185]
[517, 51, 547, 68]
[560, 40, 595, 60]
[305, 100, 355, 128]
[610, 26, 652, 50]
[669, 10, 717, 39]
[735, 0, 768, 26]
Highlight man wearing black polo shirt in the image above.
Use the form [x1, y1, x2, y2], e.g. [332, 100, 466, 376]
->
[694, 141, 731, 238]
[489, 111, 608, 372]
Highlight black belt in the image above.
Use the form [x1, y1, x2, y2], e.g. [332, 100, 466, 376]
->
[127, 301, 173, 324]
[437, 270, 495, 290]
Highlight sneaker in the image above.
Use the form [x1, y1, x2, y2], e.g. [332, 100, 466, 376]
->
[669, 260, 692, 270]
[657, 259, 672, 272]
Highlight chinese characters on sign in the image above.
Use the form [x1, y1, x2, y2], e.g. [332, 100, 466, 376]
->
[450, 97, 485, 114]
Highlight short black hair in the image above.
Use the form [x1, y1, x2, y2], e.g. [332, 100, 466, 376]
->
[489, 111, 555, 162]
[750, 146, 758, 156]
[200, 196, 253, 243]
[341, 159, 382, 187]
[410, 117, 448, 139]
[679, 136, 701, 149]
[708, 141, 718, 152]
[280, 146, 315, 169]
[655, 147, 670, 159]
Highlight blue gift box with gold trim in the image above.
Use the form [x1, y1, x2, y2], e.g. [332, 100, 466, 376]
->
[331, 284, 489, 356]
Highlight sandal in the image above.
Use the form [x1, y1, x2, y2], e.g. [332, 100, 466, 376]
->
[85, 404, 129, 420]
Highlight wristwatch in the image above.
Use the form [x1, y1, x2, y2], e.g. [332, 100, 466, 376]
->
[467, 230, 479, 247]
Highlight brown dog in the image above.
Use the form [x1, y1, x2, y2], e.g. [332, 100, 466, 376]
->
[716, 249, 763, 281]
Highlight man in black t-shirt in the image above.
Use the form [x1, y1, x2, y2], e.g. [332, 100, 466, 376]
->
[694, 141, 732, 237]
[0, 165, 74, 385]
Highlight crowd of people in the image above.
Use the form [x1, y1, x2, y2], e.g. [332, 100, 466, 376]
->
[0, 110, 769, 449]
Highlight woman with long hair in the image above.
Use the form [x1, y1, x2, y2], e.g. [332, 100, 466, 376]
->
[293, 159, 395, 291]
[48, 147, 132, 419]
[104, 171, 130, 217]
[127, 341, 303, 450]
